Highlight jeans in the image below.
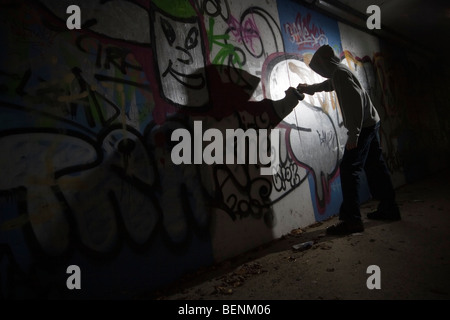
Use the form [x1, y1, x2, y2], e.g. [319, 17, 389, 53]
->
[339, 122, 396, 222]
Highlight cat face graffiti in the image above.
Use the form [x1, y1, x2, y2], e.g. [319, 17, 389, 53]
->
[152, 9, 208, 108]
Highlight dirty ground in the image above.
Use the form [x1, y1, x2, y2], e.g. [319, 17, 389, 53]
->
[140, 168, 450, 301]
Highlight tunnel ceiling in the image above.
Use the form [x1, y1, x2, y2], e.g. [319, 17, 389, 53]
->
[304, 0, 450, 56]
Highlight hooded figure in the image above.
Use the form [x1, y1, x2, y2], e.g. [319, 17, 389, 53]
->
[297, 45, 400, 236]
[302, 44, 380, 147]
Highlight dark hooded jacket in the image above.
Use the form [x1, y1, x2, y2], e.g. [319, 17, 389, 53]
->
[308, 45, 380, 146]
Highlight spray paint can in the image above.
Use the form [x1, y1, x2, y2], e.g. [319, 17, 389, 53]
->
[292, 240, 314, 251]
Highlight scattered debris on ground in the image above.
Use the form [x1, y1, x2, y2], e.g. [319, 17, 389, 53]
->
[212, 262, 268, 296]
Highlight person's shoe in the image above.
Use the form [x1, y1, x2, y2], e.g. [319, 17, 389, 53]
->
[367, 208, 401, 221]
[326, 220, 364, 236]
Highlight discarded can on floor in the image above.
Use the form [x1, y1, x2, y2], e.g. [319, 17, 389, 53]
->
[292, 240, 314, 251]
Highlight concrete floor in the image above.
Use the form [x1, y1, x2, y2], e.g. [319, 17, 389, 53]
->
[147, 168, 450, 301]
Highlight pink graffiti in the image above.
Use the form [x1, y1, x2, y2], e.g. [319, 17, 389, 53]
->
[284, 12, 328, 51]
[228, 13, 260, 55]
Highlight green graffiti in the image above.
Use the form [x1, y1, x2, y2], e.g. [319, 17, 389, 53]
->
[151, 0, 196, 18]
[207, 18, 244, 68]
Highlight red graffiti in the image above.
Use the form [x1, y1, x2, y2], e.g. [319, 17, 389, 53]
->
[284, 12, 328, 51]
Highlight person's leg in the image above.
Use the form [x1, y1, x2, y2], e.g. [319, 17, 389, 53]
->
[327, 127, 373, 235]
[338, 148, 364, 222]
[364, 123, 401, 220]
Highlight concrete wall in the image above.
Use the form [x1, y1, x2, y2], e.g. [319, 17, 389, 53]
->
[0, 0, 449, 298]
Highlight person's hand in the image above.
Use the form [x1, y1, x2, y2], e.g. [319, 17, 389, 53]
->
[296, 83, 315, 95]
[285, 87, 305, 100]
[346, 141, 358, 150]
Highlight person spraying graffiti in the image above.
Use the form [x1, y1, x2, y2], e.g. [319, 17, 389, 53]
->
[297, 44, 401, 236]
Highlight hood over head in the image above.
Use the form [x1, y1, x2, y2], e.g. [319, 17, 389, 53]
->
[309, 45, 340, 78]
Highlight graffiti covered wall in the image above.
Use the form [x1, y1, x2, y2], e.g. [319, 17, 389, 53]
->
[0, 0, 448, 298]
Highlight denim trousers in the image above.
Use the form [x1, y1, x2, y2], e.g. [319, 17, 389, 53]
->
[339, 122, 396, 222]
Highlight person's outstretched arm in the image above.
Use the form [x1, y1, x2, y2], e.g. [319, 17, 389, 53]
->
[296, 80, 333, 95]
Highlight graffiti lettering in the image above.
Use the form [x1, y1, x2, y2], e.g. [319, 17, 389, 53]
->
[284, 12, 328, 51]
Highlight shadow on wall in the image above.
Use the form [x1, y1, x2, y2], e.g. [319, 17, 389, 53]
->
[151, 63, 298, 228]
[0, 61, 298, 299]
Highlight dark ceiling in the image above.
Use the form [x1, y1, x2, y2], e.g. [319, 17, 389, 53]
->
[300, 0, 450, 57]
